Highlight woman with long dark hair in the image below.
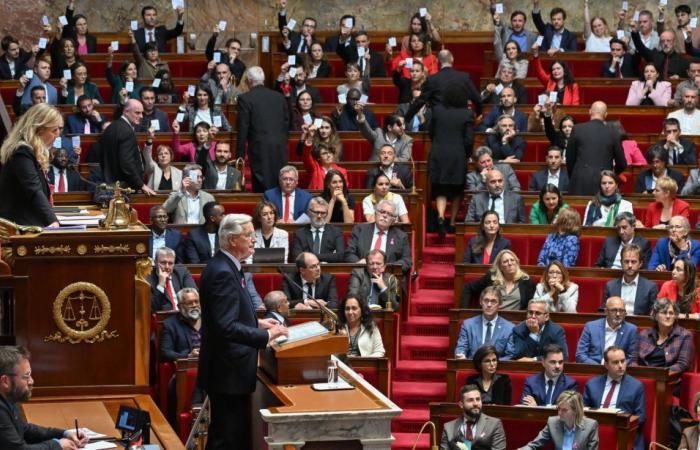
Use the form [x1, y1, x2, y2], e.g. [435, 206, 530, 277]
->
[494, 39, 529, 79]
[60, 62, 102, 104]
[464, 211, 512, 264]
[321, 170, 355, 223]
[533, 261, 579, 312]
[288, 91, 319, 131]
[530, 184, 569, 224]
[178, 83, 231, 131]
[465, 344, 512, 405]
[153, 69, 179, 104]
[106, 46, 142, 104]
[400, 11, 441, 51]
[171, 120, 217, 167]
[531, 44, 580, 105]
[658, 258, 700, 319]
[338, 296, 385, 357]
[389, 32, 438, 79]
[626, 63, 672, 106]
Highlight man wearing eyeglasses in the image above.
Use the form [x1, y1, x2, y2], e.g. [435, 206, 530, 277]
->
[282, 252, 338, 309]
[263, 166, 312, 223]
[503, 298, 568, 361]
[290, 197, 344, 263]
[455, 287, 515, 359]
[0, 346, 87, 449]
[576, 296, 639, 364]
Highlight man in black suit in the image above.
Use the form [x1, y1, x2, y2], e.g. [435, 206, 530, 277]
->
[631, 25, 689, 79]
[278, 0, 317, 55]
[0, 346, 87, 449]
[64, 95, 104, 134]
[324, 15, 355, 53]
[135, 5, 184, 53]
[347, 249, 400, 310]
[602, 243, 658, 315]
[197, 213, 288, 449]
[47, 148, 83, 193]
[345, 200, 412, 274]
[566, 101, 627, 196]
[184, 202, 225, 264]
[365, 144, 413, 191]
[504, 299, 569, 361]
[0, 36, 34, 80]
[149, 247, 197, 312]
[653, 118, 697, 166]
[595, 213, 652, 268]
[602, 38, 640, 78]
[336, 31, 386, 78]
[262, 291, 290, 327]
[406, 50, 482, 119]
[236, 66, 289, 192]
[290, 197, 344, 263]
[148, 205, 183, 262]
[98, 99, 157, 194]
[135, 87, 170, 132]
[203, 142, 243, 191]
[529, 146, 569, 192]
[276, 64, 322, 105]
[531, 2, 577, 53]
[282, 252, 339, 309]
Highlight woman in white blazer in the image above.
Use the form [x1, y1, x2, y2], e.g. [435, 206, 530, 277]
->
[247, 200, 289, 263]
[339, 296, 385, 357]
[142, 141, 183, 192]
[533, 261, 579, 312]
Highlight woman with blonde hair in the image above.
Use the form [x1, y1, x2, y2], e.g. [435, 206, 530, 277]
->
[533, 261, 579, 312]
[142, 129, 182, 192]
[0, 103, 63, 226]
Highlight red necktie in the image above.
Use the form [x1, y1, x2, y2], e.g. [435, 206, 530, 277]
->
[373, 230, 385, 250]
[465, 421, 474, 441]
[602, 380, 618, 408]
[165, 278, 177, 310]
[57, 170, 66, 193]
[283, 194, 291, 222]
[614, 61, 622, 79]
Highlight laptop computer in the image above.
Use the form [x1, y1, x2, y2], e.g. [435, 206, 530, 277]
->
[252, 247, 286, 263]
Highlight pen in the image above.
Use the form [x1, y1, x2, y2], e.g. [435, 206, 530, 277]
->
[74, 418, 79, 439]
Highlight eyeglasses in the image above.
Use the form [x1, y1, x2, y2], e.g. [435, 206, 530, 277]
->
[4, 371, 32, 381]
[309, 210, 328, 216]
[607, 308, 626, 314]
[376, 210, 395, 217]
[526, 310, 545, 317]
[481, 299, 499, 305]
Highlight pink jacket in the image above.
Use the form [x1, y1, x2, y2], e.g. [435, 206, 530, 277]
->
[625, 80, 672, 106]
[171, 134, 217, 163]
[623, 140, 647, 165]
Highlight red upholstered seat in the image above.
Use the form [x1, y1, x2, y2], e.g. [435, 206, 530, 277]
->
[176, 367, 198, 442]
[680, 372, 700, 415]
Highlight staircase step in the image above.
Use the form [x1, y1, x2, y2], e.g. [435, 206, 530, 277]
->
[422, 246, 456, 264]
[410, 289, 455, 316]
[394, 359, 447, 382]
[392, 381, 446, 408]
[392, 431, 430, 450]
[400, 335, 449, 361]
[401, 316, 449, 336]
[391, 408, 431, 433]
[425, 232, 456, 247]
[417, 263, 455, 290]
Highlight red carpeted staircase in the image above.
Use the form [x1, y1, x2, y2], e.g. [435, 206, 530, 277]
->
[391, 233, 457, 449]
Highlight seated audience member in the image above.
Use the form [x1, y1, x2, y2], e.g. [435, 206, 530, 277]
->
[388, 32, 438, 80]
[135, 4, 184, 53]
[178, 83, 231, 132]
[19, 57, 57, 107]
[679, 393, 700, 449]
[480, 62, 527, 105]
[466, 146, 520, 193]
[672, 61, 700, 106]
[667, 86, 700, 136]
[576, 296, 639, 364]
[479, 86, 528, 132]
[171, 121, 216, 166]
[337, 31, 386, 78]
[278, 5, 317, 56]
[136, 86, 170, 132]
[533, 261, 579, 312]
[505, 299, 569, 361]
[466, 344, 513, 405]
[105, 49, 141, 104]
[460, 249, 536, 309]
[393, 59, 427, 106]
[529, 146, 570, 192]
[519, 344, 577, 405]
[306, 42, 331, 78]
[455, 287, 515, 359]
[183, 201, 225, 264]
[143, 142, 182, 192]
[129, 30, 169, 80]
[466, 169, 526, 224]
[681, 161, 700, 196]
[300, 136, 347, 191]
[603, 244, 658, 314]
[493, 8, 538, 56]
[595, 213, 652, 268]
[263, 291, 290, 326]
[464, 211, 512, 264]
[654, 118, 697, 167]
[324, 14, 355, 53]
[64, 95, 103, 134]
[583, 170, 633, 226]
[263, 166, 312, 223]
[649, 215, 700, 270]
[603, 38, 640, 78]
[149, 247, 196, 312]
[347, 249, 400, 310]
[321, 170, 355, 223]
[275, 63, 321, 105]
[635, 147, 686, 194]
[484, 115, 527, 162]
[361, 113, 413, 162]
[338, 296, 385, 357]
[363, 174, 410, 224]
[333, 88, 376, 131]
[154, 69, 179, 103]
[532, 4, 577, 52]
[642, 176, 689, 228]
[162, 164, 215, 225]
[345, 200, 412, 274]
[282, 252, 338, 309]
[148, 205, 183, 261]
[205, 30, 246, 84]
[400, 11, 442, 51]
[658, 258, 700, 319]
[544, 107, 575, 154]
[288, 91, 319, 132]
[250, 201, 289, 263]
[631, 23, 689, 79]
[673, 4, 697, 53]
[0, 35, 34, 80]
[48, 147, 84, 192]
[608, 120, 646, 166]
[530, 184, 568, 225]
[160, 287, 201, 363]
[203, 142, 242, 191]
[291, 197, 344, 263]
[296, 115, 343, 160]
[583, 4, 612, 52]
[518, 391, 599, 450]
[625, 63, 670, 106]
[440, 384, 507, 450]
[59, 62, 103, 105]
[48, 36, 82, 82]
[623, 9, 658, 54]
[637, 298, 695, 391]
[531, 46, 580, 105]
[537, 208, 581, 267]
[336, 63, 370, 97]
[366, 145, 413, 191]
[201, 62, 240, 105]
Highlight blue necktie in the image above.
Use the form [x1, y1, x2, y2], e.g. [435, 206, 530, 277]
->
[545, 379, 554, 405]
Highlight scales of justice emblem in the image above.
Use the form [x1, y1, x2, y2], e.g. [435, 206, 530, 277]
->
[44, 282, 119, 344]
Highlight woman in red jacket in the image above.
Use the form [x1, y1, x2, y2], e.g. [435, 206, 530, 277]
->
[300, 122, 347, 190]
[642, 176, 690, 229]
[531, 43, 580, 105]
[657, 258, 700, 319]
[389, 32, 438, 80]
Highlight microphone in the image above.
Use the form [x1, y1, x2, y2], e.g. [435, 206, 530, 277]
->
[276, 266, 339, 334]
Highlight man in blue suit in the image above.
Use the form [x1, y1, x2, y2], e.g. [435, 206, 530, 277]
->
[455, 287, 515, 359]
[583, 346, 646, 450]
[576, 296, 638, 364]
[504, 298, 569, 361]
[263, 166, 312, 223]
[532, 1, 577, 53]
[148, 205, 182, 262]
[521, 344, 578, 406]
[602, 243, 658, 315]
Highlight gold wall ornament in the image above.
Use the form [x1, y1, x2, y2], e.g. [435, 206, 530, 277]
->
[94, 244, 129, 254]
[76, 244, 87, 255]
[15, 246, 27, 257]
[135, 243, 146, 254]
[135, 258, 153, 282]
[43, 282, 118, 344]
[34, 245, 70, 255]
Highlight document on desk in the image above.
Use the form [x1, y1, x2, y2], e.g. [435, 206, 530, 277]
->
[84, 442, 118, 450]
[275, 321, 328, 344]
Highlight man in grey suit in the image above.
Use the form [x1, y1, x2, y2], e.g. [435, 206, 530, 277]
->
[466, 169, 526, 223]
[440, 384, 506, 450]
[493, 9, 538, 53]
[162, 164, 216, 224]
[602, 244, 658, 315]
[347, 249, 400, 310]
[203, 142, 243, 191]
[455, 287, 515, 358]
[466, 146, 520, 192]
[594, 213, 651, 269]
[290, 197, 344, 263]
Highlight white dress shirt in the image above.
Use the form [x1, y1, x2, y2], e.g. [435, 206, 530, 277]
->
[620, 275, 639, 315]
[185, 192, 201, 224]
[370, 225, 388, 252]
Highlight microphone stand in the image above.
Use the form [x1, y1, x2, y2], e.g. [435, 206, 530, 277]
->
[408, 155, 417, 195]
[276, 266, 339, 334]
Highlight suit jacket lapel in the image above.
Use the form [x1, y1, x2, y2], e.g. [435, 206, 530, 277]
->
[363, 225, 374, 253]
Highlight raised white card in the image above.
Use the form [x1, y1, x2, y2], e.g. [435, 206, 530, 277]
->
[176, 36, 185, 54]
[262, 36, 270, 53]
[111, 41, 119, 51]
[39, 38, 48, 49]
[151, 119, 160, 131]
[404, 57, 413, 68]
[71, 136, 81, 147]
[691, 17, 698, 28]
[63, 69, 72, 80]
[357, 46, 366, 57]
[152, 78, 161, 88]
[419, 7, 427, 17]
[388, 37, 397, 47]
[303, 113, 312, 124]
[286, 19, 297, 30]
[495, 83, 504, 94]
[131, 20, 138, 31]
[213, 116, 222, 127]
[172, 0, 184, 9]
[343, 18, 354, 28]
[633, 10, 640, 21]
[125, 81, 134, 92]
[337, 93, 347, 104]
[313, 118, 323, 128]
[213, 52, 221, 63]
[538, 94, 547, 105]
[617, 29, 625, 39]
[176, 112, 185, 122]
[549, 91, 558, 103]
[187, 85, 196, 96]
[59, 16, 68, 26]
[41, 15, 49, 26]
[660, 0, 667, 6]
[495, 3, 504, 14]
[622, 1, 629, 11]
[535, 36, 544, 46]
[360, 94, 368, 103]
[53, 137, 62, 148]
[218, 20, 227, 31]
[288, 67, 297, 77]
[25, 70, 34, 79]
[287, 55, 296, 65]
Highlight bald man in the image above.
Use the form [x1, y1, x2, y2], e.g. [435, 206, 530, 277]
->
[99, 99, 156, 194]
[566, 101, 626, 196]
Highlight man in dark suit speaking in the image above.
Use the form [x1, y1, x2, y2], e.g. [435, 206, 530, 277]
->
[197, 214, 288, 449]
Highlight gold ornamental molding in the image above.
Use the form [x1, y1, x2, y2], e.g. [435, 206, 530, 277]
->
[76, 244, 87, 255]
[135, 243, 146, 254]
[135, 258, 153, 282]
[44, 282, 118, 344]
[94, 244, 129, 254]
[34, 245, 70, 255]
